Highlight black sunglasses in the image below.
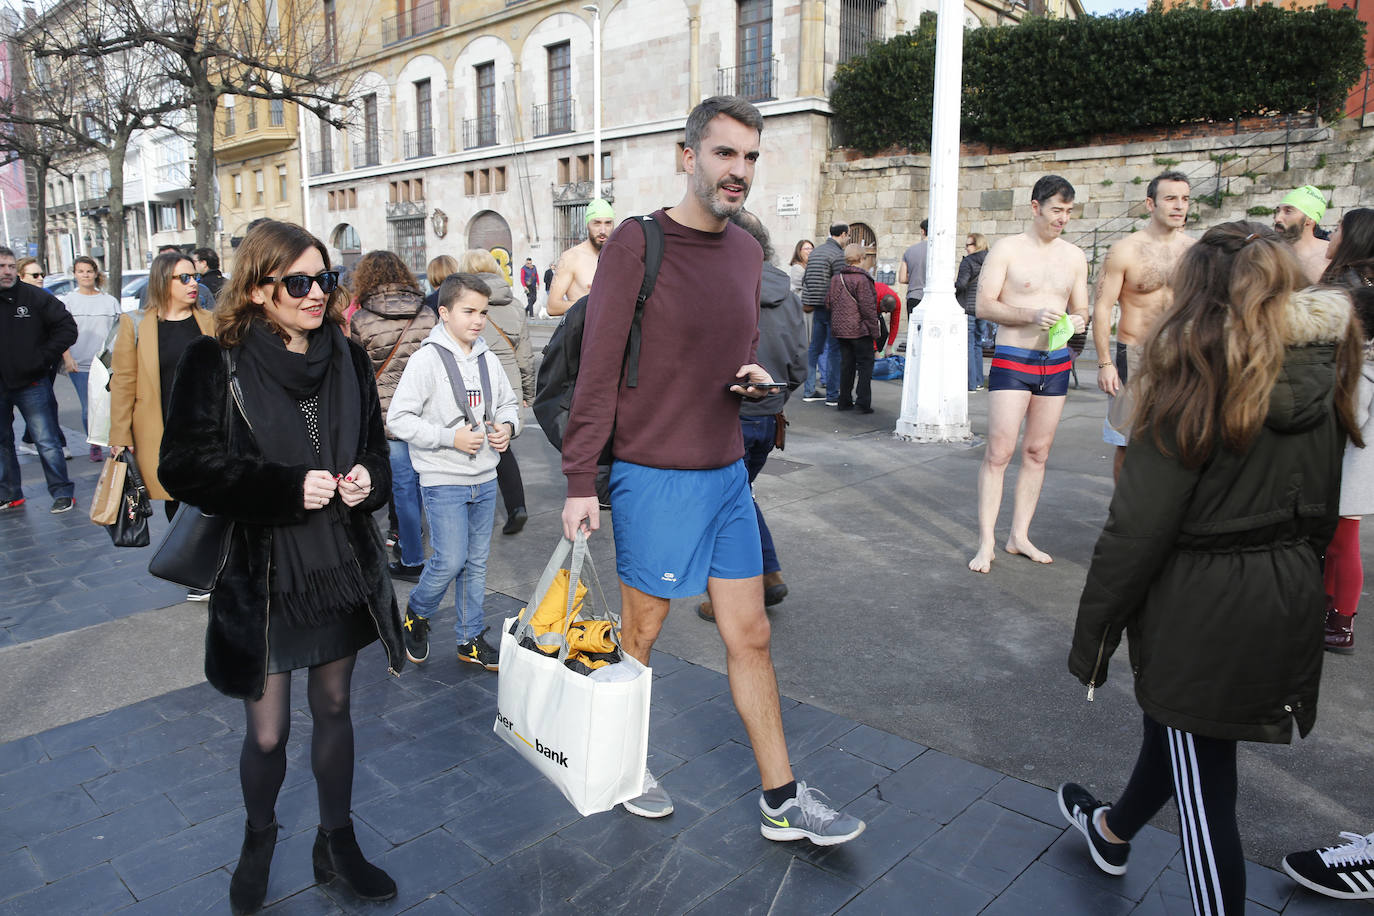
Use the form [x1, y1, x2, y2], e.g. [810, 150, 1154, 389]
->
[174, 273, 198, 285]
[262, 271, 341, 298]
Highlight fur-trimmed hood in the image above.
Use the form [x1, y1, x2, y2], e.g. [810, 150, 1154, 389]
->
[1269, 287, 1353, 434]
[1282, 286, 1353, 347]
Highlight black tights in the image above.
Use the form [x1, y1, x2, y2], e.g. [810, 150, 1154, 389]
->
[240, 654, 357, 831]
[496, 447, 525, 515]
[1105, 714, 1244, 916]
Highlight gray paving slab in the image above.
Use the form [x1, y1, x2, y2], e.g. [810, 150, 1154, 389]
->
[0, 345, 1369, 913]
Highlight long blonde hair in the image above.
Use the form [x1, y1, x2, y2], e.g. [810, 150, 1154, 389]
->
[458, 249, 501, 275]
[1133, 221, 1362, 465]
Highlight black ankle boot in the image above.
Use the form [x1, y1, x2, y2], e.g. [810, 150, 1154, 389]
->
[229, 818, 278, 915]
[312, 820, 397, 901]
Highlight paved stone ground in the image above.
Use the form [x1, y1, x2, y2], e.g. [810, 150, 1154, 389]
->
[1, 340, 1369, 914]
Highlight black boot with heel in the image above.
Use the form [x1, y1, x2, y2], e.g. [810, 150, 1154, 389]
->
[229, 817, 279, 915]
[312, 820, 397, 902]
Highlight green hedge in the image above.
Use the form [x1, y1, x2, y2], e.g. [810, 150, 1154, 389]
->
[831, 5, 1368, 154]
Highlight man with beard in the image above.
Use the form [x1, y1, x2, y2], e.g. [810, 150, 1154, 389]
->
[548, 198, 614, 316]
[970, 175, 1089, 574]
[1093, 171, 1195, 481]
[559, 96, 866, 846]
[1274, 185, 1331, 284]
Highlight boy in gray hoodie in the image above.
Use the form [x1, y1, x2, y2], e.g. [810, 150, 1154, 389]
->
[387, 273, 521, 670]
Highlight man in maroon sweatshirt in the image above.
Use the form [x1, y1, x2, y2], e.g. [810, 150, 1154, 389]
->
[560, 96, 865, 846]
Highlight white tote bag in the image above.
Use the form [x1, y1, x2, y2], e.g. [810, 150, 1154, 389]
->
[85, 322, 122, 448]
[494, 534, 651, 816]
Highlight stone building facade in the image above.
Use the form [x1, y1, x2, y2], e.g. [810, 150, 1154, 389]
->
[303, 0, 1071, 285]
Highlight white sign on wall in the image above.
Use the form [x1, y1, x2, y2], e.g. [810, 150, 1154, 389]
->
[776, 194, 801, 217]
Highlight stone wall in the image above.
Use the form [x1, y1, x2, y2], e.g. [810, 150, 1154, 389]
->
[819, 117, 1374, 273]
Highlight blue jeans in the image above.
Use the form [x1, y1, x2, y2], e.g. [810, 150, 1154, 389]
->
[1, 378, 75, 501]
[966, 316, 985, 390]
[68, 371, 91, 433]
[805, 309, 834, 397]
[388, 439, 425, 566]
[409, 479, 498, 641]
[740, 415, 779, 574]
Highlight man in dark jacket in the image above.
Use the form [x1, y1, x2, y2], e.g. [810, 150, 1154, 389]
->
[799, 222, 848, 403]
[698, 210, 807, 622]
[193, 248, 226, 296]
[0, 246, 78, 512]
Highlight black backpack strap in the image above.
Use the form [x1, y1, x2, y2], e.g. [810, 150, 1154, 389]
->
[623, 215, 665, 389]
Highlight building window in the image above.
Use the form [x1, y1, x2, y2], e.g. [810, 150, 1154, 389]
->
[323, 0, 338, 64]
[390, 217, 426, 274]
[348, 189, 357, 207]
[360, 94, 380, 166]
[246, 100, 258, 130]
[270, 98, 285, 127]
[277, 164, 288, 201]
[540, 41, 572, 136]
[254, 170, 265, 204]
[469, 62, 496, 148]
[156, 203, 179, 232]
[839, 0, 886, 65]
[576, 154, 590, 183]
[413, 78, 433, 157]
[493, 166, 506, 193]
[557, 157, 570, 185]
[554, 202, 588, 258]
[224, 99, 236, 136]
[479, 170, 490, 194]
[601, 153, 613, 181]
[233, 173, 243, 206]
[319, 119, 333, 173]
[465, 171, 475, 195]
[734, 0, 774, 101]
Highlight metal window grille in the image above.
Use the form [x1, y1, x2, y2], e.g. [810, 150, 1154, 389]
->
[269, 99, 284, 127]
[839, 0, 886, 66]
[553, 202, 587, 260]
[390, 217, 427, 274]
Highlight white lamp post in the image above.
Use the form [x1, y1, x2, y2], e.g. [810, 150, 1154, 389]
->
[895, 0, 971, 442]
[582, 4, 602, 198]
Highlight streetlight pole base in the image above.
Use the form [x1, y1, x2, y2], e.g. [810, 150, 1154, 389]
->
[895, 293, 974, 444]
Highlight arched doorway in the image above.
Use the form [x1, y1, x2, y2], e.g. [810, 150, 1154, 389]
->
[468, 210, 514, 284]
[848, 221, 877, 271]
[332, 223, 363, 269]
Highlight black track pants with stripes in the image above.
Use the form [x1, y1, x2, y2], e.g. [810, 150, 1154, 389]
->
[1104, 714, 1245, 915]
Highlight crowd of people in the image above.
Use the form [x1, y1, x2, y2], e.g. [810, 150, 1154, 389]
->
[1, 91, 1372, 914]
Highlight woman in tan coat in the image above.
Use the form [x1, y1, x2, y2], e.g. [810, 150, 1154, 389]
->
[458, 249, 534, 534]
[109, 251, 214, 530]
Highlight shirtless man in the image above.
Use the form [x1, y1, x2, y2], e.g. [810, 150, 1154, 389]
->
[547, 198, 615, 316]
[1094, 171, 1195, 480]
[969, 175, 1089, 573]
[1274, 185, 1330, 284]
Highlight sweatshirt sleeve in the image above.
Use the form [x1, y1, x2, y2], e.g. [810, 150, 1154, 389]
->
[560, 220, 648, 498]
[386, 347, 460, 450]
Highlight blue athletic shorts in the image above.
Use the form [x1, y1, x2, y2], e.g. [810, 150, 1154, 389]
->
[987, 345, 1072, 397]
[609, 459, 762, 598]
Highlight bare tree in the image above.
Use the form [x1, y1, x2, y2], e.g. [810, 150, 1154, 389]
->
[0, 90, 85, 268]
[8, 3, 187, 293]
[85, 0, 365, 249]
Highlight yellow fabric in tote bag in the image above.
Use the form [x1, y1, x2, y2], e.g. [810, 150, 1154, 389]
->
[523, 568, 588, 654]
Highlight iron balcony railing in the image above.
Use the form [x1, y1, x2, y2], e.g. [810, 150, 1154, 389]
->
[403, 128, 435, 159]
[532, 98, 574, 137]
[383, 0, 449, 45]
[352, 137, 381, 168]
[464, 115, 499, 150]
[308, 149, 333, 176]
[716, 59, 776, 102]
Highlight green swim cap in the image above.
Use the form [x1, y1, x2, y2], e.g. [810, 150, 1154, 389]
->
[1281, 185, 1326, 223]
[585, 199, 614, 225]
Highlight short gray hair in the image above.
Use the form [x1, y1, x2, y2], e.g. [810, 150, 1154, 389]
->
[729, 210, 774, 263]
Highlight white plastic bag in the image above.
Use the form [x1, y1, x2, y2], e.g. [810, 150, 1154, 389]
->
[493, 534, 650, 816]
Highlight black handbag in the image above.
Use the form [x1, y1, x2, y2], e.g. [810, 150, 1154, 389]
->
[107, 452, 152, 548]
[147, 350, 238, 590]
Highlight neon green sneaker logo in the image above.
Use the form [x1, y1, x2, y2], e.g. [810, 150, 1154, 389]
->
[763, 813, 789, 828]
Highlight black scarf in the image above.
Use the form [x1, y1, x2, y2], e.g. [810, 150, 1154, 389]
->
[236, 321, 369, 627]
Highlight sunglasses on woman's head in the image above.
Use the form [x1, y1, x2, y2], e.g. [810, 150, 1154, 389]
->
[261, 271, 341, 298]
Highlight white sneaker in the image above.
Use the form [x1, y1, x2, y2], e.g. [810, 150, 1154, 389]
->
[621, 769, 673, 818]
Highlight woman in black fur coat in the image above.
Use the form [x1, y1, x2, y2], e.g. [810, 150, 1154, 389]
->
[160, 221, 405, 915]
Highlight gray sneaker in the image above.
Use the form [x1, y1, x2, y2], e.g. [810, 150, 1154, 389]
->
[621, 768, 673, 818]
[760, 781, 866, 846]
